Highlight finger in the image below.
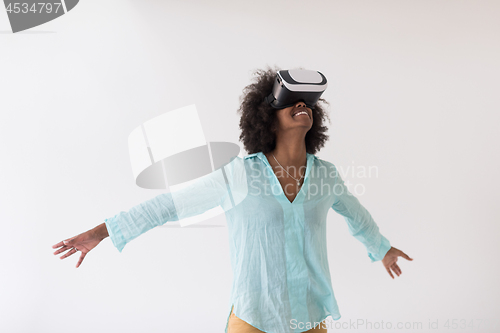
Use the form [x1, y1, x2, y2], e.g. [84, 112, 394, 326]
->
[391, 265, 399, 277]
[396, 262, 403, 273]
[390, 265, 397, 277]
[386, 266, 394, 279]
[52, 241, 65, 249]
[394, 263, 402, 275]
[392, 264, 401, 276]
[53, 245, 72, 255]
[63, 238, 75, 247]
[76, 252, 87, 268]
[59, 247, 78, 260]
[399, 251, 413, 261]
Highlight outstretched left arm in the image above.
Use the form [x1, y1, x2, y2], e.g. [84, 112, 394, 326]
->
[329, 163, 413, 278]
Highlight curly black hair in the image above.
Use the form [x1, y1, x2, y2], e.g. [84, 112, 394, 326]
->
[237, 65, 331, 155]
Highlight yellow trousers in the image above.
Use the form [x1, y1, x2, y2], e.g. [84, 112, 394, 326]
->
[227, 306, 328, 333]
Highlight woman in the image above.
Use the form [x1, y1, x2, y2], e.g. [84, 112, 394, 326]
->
[52, 66, 413, 333]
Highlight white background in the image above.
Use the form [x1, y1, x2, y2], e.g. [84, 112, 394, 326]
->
[1, 0, 499, 332]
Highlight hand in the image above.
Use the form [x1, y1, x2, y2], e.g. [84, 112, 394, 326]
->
[382, 246, 413, 279]
[52, 226, 105, 268]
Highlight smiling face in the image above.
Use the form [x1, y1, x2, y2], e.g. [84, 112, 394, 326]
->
[273, 100, 313, 134]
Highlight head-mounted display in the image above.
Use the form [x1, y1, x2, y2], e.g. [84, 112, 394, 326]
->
[265, 69, 327, 109]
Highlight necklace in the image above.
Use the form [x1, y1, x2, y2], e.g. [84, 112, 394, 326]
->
[272, 153, 304, 187]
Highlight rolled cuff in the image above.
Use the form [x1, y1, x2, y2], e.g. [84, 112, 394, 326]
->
[368, 235, 391, 263]
[104, 214, 126, 253]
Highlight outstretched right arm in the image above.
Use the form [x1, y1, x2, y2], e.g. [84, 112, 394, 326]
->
[52, 156, 245, 266]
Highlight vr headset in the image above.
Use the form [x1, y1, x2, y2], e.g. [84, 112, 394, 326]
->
[265, 69, 327, 109]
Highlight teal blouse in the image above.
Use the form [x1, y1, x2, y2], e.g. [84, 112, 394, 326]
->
[104, 151, 391, 333]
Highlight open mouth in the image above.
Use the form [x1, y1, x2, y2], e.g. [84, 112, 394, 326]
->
[292, 111, 309, 118]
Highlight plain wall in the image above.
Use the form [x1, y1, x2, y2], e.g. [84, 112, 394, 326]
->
[1, 0, 499, 332]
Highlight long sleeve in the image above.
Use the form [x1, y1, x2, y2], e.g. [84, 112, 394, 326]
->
[330, 164, 391, 263]
[104, 192, 179, 253]
[105, 156, 246, 253]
